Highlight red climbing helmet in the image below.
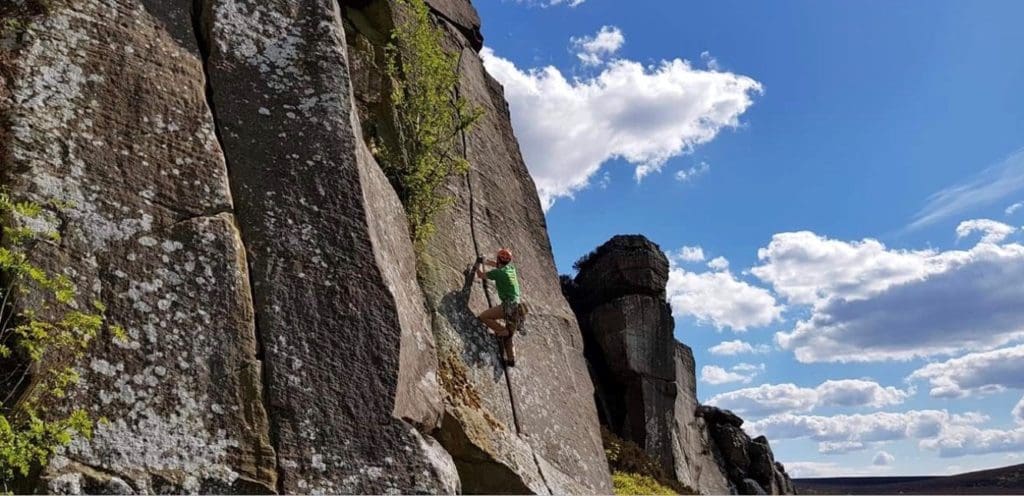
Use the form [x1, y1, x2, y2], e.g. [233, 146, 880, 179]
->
[497, 248, 513, 264]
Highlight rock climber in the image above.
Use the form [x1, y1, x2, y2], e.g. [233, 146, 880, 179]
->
[475, 248, 527, 367]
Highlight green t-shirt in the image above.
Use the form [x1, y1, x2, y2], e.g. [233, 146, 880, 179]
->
[487, 263, 521, 303]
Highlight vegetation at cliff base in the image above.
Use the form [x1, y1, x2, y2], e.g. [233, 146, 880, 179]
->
[603, 428, 694, 495]
[383, 0, 482, 249]
[612, 472, 678, 496]
[0, 193, 121, 490]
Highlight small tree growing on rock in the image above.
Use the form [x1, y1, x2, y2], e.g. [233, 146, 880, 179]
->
[383, 0, 482, 249]
[0, 192, 123, 491]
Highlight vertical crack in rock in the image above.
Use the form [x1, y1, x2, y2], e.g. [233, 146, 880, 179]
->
[189, 0, 283, 492]
[455, 47, 523, 435]
[198, 1, 458, 491]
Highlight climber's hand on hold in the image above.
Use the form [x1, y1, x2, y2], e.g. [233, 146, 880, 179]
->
[476, 256, 485, 265]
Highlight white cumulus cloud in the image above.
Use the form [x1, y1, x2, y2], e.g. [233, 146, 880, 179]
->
[706, 379, 909, 417]
[672, 245, 706, 263]
[700, 364, 762, 385]
[815, 379, 912, 408]
[751, 231, 938, 306]
[908, 344, 1024, 398]
[1007, 201, 1024, 216]
[571, 26, 624, 65]
[668, 267, 783, 331]
[747, 410, 960, 443]
[760, 232, 1024, 362]
[480, 44, 762, 210]
[707, 383, 818, 416]
[955, 219, 1016, 243]
[873, 450, 896, 466]
[708, 339, 770, 356]
[920, 424, 1024, 458]
[707, 256, 730, 271]
[817, 441, 867, 455]
[782, 462, 839, 478]
[1014, 396, 1024, 425]
[784, 462, 887, 478]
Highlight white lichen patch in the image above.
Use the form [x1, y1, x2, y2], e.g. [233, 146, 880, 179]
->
[212, 1, 308, 92]
[68, 220, 266, 492]
[89, 359, 123, 377]
[66, 409, 241, 491]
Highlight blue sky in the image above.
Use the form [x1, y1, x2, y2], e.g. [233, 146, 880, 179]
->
[476, 0, 1024, 478]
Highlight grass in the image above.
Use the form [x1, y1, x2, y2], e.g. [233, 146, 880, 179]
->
[602, 428, 695, 495]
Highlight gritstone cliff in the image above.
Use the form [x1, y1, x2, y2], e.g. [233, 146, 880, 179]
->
[1, 0, 788, 494]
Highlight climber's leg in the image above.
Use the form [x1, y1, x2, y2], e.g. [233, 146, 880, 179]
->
[503, 336, 516, 366]
[479, 305, 508, 336]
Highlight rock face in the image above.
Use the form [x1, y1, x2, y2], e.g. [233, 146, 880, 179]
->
[697, 407, 796, 495]
[565, 237, 678, 470]
[675, 345, 733, 494]
[2, 0, 608, 493]
[2, 1, 277, 492]
[199, 0, 455, 492]
[565, 235, 794, 495]
[343, 1, 611, 494]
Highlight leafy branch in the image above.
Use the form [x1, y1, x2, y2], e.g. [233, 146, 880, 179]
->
[383, 0, 483, 249]
[0, 192, 123, 490]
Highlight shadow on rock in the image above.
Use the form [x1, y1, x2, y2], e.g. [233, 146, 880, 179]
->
[437, 262, 505, 382]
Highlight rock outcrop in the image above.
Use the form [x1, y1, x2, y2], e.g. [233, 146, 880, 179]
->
[697, 407, 796, 495]
[343, 1, 611, 494]
[2, 0, 608, 493]
[565, 235, 794, 495]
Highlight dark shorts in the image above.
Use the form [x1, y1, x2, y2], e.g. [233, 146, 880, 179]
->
[502, 300, 528, 333]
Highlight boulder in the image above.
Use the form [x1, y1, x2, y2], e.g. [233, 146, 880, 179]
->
[567, 234, 795, 494]
[740, 478, 768, 495]
[573, 235, 670, 306]
[568, 237, 677, 473]
[748, 436, 777, 488]
[588, 295, 676, 381]
[698, 405, 746, 428]
[712, 424, 752, 472]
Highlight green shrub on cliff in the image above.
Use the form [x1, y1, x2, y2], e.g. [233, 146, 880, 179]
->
[383, 0, 482, 249]
[0, 193, 121, 491]
[612, 472, 678, 496]
[603, 428, 695, 495]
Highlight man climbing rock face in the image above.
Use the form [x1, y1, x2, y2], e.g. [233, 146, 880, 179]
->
[475, 248, 526, 366]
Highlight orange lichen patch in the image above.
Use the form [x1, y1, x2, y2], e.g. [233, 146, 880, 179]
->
[437, 353, 503, 432]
